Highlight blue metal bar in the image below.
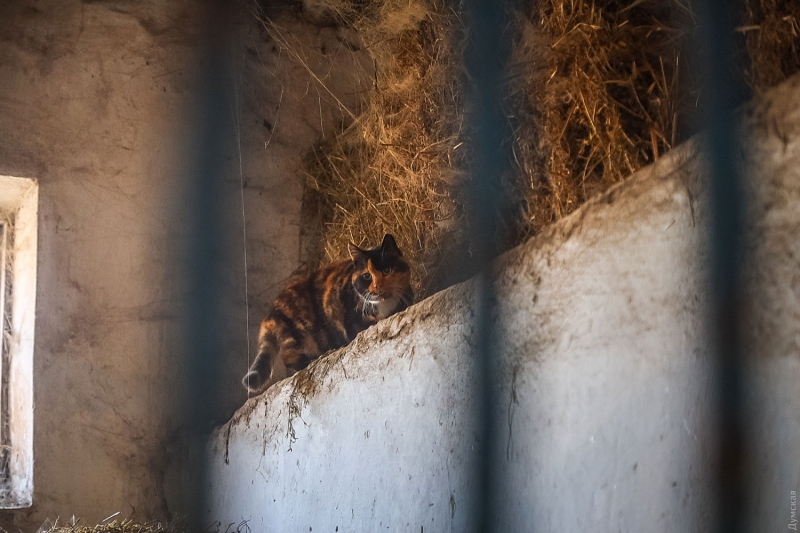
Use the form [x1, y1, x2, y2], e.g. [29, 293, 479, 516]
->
[183, 3, 234, 528]
[695, 0, 748, 530]
[463, 0, 514, 531]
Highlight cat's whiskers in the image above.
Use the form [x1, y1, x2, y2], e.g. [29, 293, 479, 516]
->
[396, 290, 413, 307]
[358, 289, 380, 319]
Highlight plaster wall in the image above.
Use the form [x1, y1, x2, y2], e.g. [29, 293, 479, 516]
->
[204, 76, 800, 532]
[0, 1, 370, 529]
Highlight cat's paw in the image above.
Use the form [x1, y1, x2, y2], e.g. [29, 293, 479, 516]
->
[242, 370, 265, 393]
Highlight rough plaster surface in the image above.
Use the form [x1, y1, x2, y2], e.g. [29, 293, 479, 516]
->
[0, 1, 370, 529]
[204, 76, 800, 532]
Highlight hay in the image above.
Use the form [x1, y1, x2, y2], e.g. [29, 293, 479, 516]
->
[25, 517, 188, 533]
[257, 0, 468, 298]
[256, 0, 799, 296]
[738, 0, 800, 92]
[508, 0, 697, 237]
[508, 0, 799, 237]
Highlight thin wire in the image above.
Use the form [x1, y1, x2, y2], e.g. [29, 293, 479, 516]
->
[230, 59, 252, 400]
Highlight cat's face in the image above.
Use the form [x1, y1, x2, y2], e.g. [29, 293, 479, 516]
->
[349, 234, 412, 309]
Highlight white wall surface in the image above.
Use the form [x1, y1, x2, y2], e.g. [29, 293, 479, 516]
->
[204, 75, 800, 532]
[0, 1, 370, 529]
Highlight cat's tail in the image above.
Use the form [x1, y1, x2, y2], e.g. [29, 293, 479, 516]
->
[242, 329, 276, 393]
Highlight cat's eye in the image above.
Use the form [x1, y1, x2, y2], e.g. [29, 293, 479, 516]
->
[382, 268, 392, 275]
[362, 273, 372, 281]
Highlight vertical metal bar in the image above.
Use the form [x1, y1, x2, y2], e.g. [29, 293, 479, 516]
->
[462, 1, 513, 531]
[183, 2, 234, 528]
[694, 0, 748, 531]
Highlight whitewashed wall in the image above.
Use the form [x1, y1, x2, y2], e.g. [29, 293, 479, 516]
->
[203, 77, 800, 532]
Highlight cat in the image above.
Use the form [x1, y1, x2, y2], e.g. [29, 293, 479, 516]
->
[242, 234, 413, 393]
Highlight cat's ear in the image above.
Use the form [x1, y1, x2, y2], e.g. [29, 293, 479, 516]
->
[381, 234, 401, 256]
[349, 243, 367, 266]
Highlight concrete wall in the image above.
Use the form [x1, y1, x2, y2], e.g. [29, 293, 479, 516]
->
[0, 1, 370, 529]
[203, 76, 800, 532]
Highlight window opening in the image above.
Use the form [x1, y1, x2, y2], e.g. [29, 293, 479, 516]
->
[0, 219, 12, 490]
[0, 175, 37, 508]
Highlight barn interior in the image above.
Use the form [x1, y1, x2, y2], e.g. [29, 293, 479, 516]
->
[0, 0, 798, 531]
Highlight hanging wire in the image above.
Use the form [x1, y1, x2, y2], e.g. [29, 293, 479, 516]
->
[228, 59, 253, 401]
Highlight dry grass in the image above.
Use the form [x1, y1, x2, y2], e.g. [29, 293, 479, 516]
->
[508, 0, 698, 237]
[257, 0, 468, 298]
[21, 517, 188, 533]
[508, 0, 799, 237]
[738, 0, 800, 92]
[257, 0, 799, 296]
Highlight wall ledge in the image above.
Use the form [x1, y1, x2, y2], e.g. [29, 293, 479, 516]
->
[199, 73, 800, 532]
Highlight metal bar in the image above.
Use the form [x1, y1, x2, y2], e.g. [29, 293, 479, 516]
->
[183, 2, 234, 528]
[462, 1, 514, 531]
[694, 0, 748, 530]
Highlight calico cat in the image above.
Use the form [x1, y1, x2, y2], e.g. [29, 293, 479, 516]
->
[242, 234, 413, 393]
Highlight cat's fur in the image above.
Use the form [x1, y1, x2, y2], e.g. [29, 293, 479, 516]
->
[243, 234, 413, 393]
